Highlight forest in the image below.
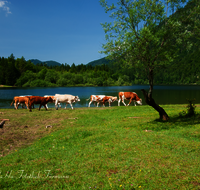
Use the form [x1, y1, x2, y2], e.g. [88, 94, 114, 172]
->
[0, 50, 199, 87]
[0, 0, 199, 87]
[0, 55, 134, 87]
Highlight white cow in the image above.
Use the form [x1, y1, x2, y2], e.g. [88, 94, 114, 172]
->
[86, 95, 106, 107]
[54, 94, 80, 110]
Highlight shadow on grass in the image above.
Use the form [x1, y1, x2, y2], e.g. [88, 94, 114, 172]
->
[146, 114, 200, 131]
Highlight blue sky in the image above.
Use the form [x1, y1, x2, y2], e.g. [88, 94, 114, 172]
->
[0, 0, 113, 65]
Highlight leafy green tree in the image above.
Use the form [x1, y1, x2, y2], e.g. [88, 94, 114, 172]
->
[15, 70, 37, 87]
[0, 57, 6, 85]
[45, 70, 59, 84]
[29, 79, 49, 87]
[70, 63, 77, 73]
[37, 68, 47, 80]
[72, 74, 84, 85]
[100, 0, 199, 120]
[106, 77, 115, 86]
[6, 60, 18, 86]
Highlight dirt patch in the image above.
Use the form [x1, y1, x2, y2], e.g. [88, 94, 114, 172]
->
[0, 110, 66, 157]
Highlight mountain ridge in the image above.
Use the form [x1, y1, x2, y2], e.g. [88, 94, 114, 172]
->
[30, 57, 112, 67]
[29, 59, 62, 67]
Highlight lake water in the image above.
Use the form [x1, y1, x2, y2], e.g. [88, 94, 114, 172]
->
[1, 85, 200, 109]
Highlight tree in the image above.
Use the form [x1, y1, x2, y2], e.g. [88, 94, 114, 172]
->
[100, 0, 199, 120]
[45, 70, 58, 84]
[0, 57, 6, 85]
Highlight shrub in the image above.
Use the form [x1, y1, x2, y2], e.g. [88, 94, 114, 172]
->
[179, 99, 196, 117]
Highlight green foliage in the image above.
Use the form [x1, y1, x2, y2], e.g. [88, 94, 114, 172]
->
[179, 99, 196, 117]
[0, 54, 137, 87]
[100, 0, 200, 87]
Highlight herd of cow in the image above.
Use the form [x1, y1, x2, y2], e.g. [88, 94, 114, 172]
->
[10, 92, 142, 112]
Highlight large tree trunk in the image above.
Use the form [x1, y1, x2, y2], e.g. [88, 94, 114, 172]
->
[141, 68, 169, 121]
[141, 89, 169, 121]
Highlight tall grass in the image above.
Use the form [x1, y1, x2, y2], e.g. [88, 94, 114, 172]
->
[0, 105, 200, 189]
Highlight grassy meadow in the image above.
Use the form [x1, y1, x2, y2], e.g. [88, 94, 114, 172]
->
[0, 104, 200, 189]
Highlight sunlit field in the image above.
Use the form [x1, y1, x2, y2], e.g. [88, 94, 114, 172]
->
[0, 105, 200, 189]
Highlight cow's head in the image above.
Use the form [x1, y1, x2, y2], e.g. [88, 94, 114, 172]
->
[75, 96, 80, 102]
[111, 97, 118, 102]
[47, 97, 54, 103]
[137, 99, 142, 105]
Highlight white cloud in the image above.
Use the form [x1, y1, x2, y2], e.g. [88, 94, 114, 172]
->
[0, 1, 11, 15]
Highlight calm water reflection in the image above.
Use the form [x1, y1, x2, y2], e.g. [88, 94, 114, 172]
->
[1, 85, 200, 109]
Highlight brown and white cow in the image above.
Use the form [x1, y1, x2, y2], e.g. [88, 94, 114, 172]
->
[118, 92, 142, 106]
[44, 95, 61, 109]
[87, 95, 105, 107]
[10, 96, 30, 109]
[54, 94, 80, 110]
[28, 96, 53, 111]
[99, 96, 118, 107]
[19, 95, 33, 108]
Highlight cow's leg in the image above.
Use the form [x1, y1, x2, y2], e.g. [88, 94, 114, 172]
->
[19, 103, 23, 108]
[43, 104, 48, 110]
[122, 96, 126, 106]
[65, 103, 68, 109]
[38, 104, 42, 111]
[25, 103, 29, 109]
[16, 102, 20, 109]
[88, 100, 92, 107]
[29, 103, 32, 112]
[21, 103, 25, 109]
[55, 99, 58, 110]
[14, 102, 17, 109]
[69, 102, 73, 109]
[127, 98, 133, 106]
[134, 101, 136, 106]
[118, 98, 121, 106]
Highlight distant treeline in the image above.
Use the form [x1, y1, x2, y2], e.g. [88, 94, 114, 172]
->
[0, 54, 133, 87]
[0, 51, 200, 87]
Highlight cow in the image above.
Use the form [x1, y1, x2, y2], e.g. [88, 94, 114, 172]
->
[19, 95, 33, 108]
[99, 96, 118, 107]
[86, 95, 106, 107]
[10, 96, 30, 109]
[44, 95, 61, 109]
[28, 96, 54, 111]
[118, 92, 142, 106]
[54, 94, 80, 110]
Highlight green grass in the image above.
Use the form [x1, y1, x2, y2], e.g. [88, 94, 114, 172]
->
[0, 105, 200, 189]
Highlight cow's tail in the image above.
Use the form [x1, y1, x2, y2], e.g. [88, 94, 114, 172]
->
[10, 99, 14, 106]
[27, 97, 31, 111]
[86, 97, 90, 101]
